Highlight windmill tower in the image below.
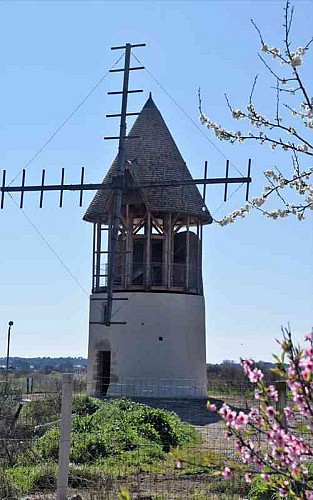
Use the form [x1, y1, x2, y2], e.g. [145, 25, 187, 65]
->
[84, 93, 212, 398]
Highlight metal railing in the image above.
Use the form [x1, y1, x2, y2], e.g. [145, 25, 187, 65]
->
[94, 261, 202, 291]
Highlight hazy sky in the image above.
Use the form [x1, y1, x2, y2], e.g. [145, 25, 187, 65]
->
[0, 0, 312, 363]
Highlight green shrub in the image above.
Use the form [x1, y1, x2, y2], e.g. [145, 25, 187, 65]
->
[20, 395, 61, 428]
[34, 398, 195, 466]
[34, 427, 60, 460]
[7, 464, 57, 494]
[72, 394, 102, 416]
[91, 399, 196, 449]
[0, 469, 19, 499]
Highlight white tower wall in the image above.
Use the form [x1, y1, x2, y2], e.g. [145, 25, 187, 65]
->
[87, 292, 207, 398]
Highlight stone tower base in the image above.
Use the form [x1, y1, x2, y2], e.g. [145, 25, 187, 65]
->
[87, 292, 207, 399]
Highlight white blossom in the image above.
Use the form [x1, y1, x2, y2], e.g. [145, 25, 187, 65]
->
[199, 17, 313, 227]
[270, 46, 280, 58]
[251, 196, 266, 207]
[290, 54, 303, 67]
[296, 47, 305, 56]
[232, 109, 245, 120]
[297, 144, 309, 153]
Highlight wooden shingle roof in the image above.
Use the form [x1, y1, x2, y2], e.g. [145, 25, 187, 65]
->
[83, 94, 212, 224]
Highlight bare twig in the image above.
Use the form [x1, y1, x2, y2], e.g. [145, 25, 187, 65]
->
[198, 87, 202, 114]
[258, 53, 288, 82]
[276, 79, 280, 124]
[249, 74, 259, 104]
[283, 0, 312, 108]
[304, 36, 313, 50]
[224, 93, 233, 113]
[251, 18, 265, 46]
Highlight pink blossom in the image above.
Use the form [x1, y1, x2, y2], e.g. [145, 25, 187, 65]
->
[254, 388, 263, 399]
[207, 403, 217, 412]
[222, 466, 232, 479]
[304, 346, 313, 357]
[283, 406, 294, 420]
[219, 404, 230, 419]
[288, 365, 296, 377]
[225, 409, 237, 425]
[266, 385, 278, 401]
[294, 394, 305, 404]
[248, 367, 264, 383]
[215, 331, 313, 495]
[279, 488, 288, 497]
[234, 411, 248, 428]
[240, 446, 252, 463]
[241, 358, 254, 375]
[266, 406, 276, 418]
[244, 473, 252, 483]
[261, 473, 269, 481]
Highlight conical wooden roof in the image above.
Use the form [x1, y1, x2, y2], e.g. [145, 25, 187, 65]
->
[83, 94, 212, 224]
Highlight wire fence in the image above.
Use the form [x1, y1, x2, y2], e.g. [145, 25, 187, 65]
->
[0, 373, 292, 499]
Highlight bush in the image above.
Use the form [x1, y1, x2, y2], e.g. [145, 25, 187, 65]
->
[72, 394, 102, 416]
[20, 394, 61, 428]
[34, 398, 195, 465]
[0, 469, 19, 499]
[34, 428, 60, 461]
[7, 464, 57, 494]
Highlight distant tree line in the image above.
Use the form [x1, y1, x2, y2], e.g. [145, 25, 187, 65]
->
[0, 357, 87, 372]
[206, 360, 277, 394]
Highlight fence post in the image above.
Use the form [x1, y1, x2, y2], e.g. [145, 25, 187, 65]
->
[57, 373, 73, 500]
[275, 380, 287, 429]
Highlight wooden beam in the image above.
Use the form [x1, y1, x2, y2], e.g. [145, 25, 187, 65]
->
[186, 217, 190, 291]
[146, 212, 151, 289]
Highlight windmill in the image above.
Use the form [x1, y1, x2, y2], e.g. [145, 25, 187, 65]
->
[0, 43, 252, 398]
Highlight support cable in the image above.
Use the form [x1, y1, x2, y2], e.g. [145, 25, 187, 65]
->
[132, 54, 249, 216]
[8, 53, 124, 186]
[3, 55, 125, 313]
[132, 53, 245, 177]
[8, 193, 90, 297]
[4, 50, 249, 324]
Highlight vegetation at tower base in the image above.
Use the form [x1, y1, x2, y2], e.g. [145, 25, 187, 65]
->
[1, 390, 260, 498]
[200, 0, 313, 225]
[3, 397, 204, 496]
[208, 327, 313, 499]
[35, 398, 195, 464]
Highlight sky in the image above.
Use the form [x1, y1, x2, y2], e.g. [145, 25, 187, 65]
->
[0, 0, 312, 364]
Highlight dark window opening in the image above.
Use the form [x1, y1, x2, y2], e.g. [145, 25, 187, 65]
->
[173, 232, 186, 286]
[114, 236, 126, 285]
[96, 350, 111, 396]
[158, 336, 163, 341]
[132, 238, 145, 285]
[173, 231, 201, 290]
[151, 239, 163, 285]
